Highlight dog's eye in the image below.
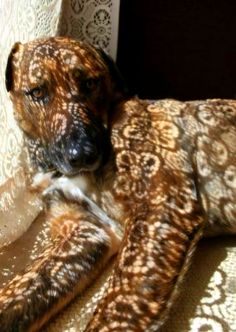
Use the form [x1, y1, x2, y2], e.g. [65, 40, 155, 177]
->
[82, 78, 100, 93]
[32, 88, 44, 98]
[85, 78, 96, 89]
[26, 86, 47, 101]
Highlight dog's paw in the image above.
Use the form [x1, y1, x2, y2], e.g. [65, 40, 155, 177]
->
[30, 171, 55, 193]
[43, 177, 85, 202]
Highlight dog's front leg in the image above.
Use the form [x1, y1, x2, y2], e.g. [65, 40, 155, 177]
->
[86, 194, 205, 331]
[0, 183, 121, 332]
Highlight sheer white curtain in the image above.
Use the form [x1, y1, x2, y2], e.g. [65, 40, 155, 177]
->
[57, 0, 120, 60]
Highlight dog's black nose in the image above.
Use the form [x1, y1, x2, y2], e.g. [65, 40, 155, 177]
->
[67, 148, 83, 168]
[50, 133, 101, 174]
[67, 143, 98, 169]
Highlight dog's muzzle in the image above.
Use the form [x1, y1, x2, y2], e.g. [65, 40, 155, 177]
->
[48, 124, 109, 176]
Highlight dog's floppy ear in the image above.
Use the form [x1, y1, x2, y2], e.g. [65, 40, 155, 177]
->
[5, 42, 21, 92]
[96, 48, 130, 101]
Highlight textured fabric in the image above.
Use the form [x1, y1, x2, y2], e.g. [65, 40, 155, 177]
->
[45, 237, 236, 332]
[0, 1, 235, 332]
[162, 237, 236, 332]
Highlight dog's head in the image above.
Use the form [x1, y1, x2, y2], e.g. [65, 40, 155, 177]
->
[5, 37, 129, 175]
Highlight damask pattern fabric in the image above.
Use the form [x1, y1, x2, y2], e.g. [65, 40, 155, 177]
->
[0, 1, 235, 332]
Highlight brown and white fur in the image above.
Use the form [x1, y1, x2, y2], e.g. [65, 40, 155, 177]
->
[1, 36, 236, 331]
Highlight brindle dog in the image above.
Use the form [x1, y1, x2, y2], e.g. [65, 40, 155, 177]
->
[1, 37, 236, 332]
